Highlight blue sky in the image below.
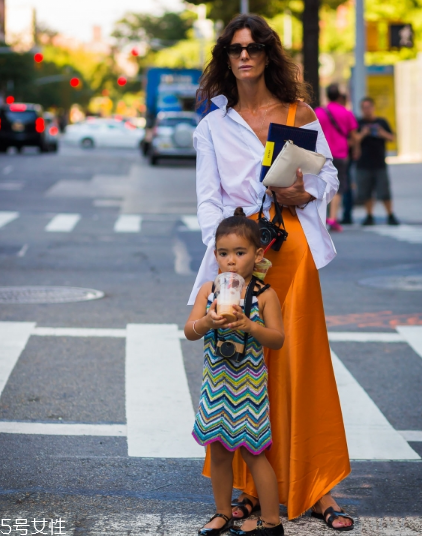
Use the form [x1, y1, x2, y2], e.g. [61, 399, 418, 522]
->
[9, 0, 184, 42]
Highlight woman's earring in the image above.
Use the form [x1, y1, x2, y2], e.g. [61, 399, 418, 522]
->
[265, 62, 269, 68]
[228, 64, 232, 69]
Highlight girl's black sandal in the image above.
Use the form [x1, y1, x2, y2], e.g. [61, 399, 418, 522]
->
[198, 513, 233, 535]
[231, 497, 261, 520]
[311, 506, 354, 531]
[230, 517, 284, 535]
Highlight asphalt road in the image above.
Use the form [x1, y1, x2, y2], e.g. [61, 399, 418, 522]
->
[0, 144, 421, 535]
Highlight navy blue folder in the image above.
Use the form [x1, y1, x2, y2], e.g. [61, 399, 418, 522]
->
[259, 123, 318, 183]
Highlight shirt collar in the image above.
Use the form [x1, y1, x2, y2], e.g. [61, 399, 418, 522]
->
[211, 95, 228, 109]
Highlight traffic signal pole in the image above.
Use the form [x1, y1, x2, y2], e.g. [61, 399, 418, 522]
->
[0, 0, 5, 43]
[240, 0, 249, 15]
[353, 0, 366, 115]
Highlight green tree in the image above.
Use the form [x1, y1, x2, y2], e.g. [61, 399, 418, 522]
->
[112, 11, 195, 48]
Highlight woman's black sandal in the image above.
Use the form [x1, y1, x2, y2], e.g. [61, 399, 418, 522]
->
[231, 497, 261, 520]
[198, 513, 233, 535]
[230, 517, 284, 535]
[311, 506, 354, 531]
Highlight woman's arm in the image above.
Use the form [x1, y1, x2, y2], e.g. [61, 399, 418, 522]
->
[228, 289, 284, 350]
[194, 119, 224, 247]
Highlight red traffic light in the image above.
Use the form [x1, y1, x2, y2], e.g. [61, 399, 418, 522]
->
[34, 53, 44, 63]
[131, 48, 139, 57]
[70, 77, 80, 88]
[6, 96, 15, 104]
[117, 76, 127, 86]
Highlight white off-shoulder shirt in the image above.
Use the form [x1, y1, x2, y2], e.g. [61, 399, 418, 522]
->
[188, 95, 339, 305]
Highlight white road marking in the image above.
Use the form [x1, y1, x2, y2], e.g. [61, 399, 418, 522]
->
[173, 236, 193, 275]
[331, 349, 420, 460]
[0, 322, 35, 397]
[181, 215, 200, 231]
[0, 182, 24, 190]
[365, 224, 422, 244]
[398, 430, 422, 442]
[0, 422, 127, 436]
[396, 326, 422, 360]
[328, 332, 405, 342]
[45, 213, 81, 232]
[17, 244, 29, 257]
[126, 324, 204, 458]
[114, 214, 142, 233]
[33, 327, 126, 338]
[0, 211, 19, 229]
[2, 165, 13, 175]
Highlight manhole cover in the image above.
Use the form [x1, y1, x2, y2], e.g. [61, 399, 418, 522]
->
[0, 286, 104, 304]
[358, 275, 422, 291]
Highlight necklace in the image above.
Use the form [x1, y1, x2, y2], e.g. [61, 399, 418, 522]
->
[238, 99, 274, 138]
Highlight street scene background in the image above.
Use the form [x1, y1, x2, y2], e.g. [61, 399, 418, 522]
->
[1, 0, 422, 534]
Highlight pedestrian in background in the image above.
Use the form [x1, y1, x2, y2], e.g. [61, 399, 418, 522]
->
[355, 97, 399, 225]
[315, 83, 358, 231]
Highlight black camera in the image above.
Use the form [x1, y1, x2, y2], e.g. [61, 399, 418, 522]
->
[259, 218, 288, 251]
[258, 193, 288, 252]
[216, 340, 244, 362]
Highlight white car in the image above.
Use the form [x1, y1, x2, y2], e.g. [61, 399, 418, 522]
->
[63, 118, 145, 149]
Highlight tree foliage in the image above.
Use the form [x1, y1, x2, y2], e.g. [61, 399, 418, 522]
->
[112, 11, 195, 48]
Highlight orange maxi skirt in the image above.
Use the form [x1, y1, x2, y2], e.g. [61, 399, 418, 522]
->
[202, 208, 350, 520]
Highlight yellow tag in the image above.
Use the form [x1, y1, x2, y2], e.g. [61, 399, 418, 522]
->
[262, 141, 274, 166]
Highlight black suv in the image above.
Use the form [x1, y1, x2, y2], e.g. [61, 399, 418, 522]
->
[0, 103, 49, 153]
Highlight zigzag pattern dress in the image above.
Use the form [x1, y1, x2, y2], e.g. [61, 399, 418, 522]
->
[192, 292, 272, 454]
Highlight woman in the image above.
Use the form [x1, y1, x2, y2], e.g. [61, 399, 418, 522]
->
[188, 14, 354, 533]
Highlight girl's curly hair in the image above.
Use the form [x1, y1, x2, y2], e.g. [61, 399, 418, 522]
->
[198, 14, 312, 113]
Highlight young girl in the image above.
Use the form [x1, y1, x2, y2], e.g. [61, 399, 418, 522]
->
[185, 209, 285, 536]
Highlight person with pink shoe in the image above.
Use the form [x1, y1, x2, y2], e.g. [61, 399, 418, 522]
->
[315, 84, 358, 231]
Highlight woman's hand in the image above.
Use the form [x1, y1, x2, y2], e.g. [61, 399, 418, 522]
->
[227, 305, 254, 332]
[266, 168, 313, 216]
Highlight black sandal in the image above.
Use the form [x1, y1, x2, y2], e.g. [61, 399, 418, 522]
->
[230, 517, 284, 535]
[231, 496, 260, 520]
[311, 506, 354, 531]
[198, 513, 233, 535]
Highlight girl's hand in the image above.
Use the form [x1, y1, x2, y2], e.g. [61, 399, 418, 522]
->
[206, 300, 229, 329]
[227, 305, 254, 332]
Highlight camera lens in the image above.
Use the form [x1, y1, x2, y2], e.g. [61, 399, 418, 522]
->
[260, 228, 272, 245]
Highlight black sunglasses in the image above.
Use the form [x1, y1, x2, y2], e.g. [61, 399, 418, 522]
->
[225, 43, 266, 58]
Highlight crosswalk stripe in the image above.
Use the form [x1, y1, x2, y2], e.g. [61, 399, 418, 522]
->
[365, 224, 422, 244]
[396, 326, 422, 360]
[0, 422, 126, 436]
[0, 322, 35, 398]
[328, 332, 405, 342]
[0, 211, 19, 229]
[399, 430, 422, 442]
[114, 214, 142, 233]
[126, 324, 204, 458]
[331, 349, 420, 460]
[45, 213, 81, 232]
[33, 327, 126, 338]
[181, 215, 200, 231]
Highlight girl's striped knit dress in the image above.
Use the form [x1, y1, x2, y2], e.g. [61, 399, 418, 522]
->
[192, 293, 272, 454]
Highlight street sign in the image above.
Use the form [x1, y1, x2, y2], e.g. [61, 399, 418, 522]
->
[389, 24, 414, 49]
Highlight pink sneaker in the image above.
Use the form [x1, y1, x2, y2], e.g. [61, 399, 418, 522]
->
[326, 218, 343, 232]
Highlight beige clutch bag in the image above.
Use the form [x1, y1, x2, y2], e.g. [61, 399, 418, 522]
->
[262, 140, 326, 188]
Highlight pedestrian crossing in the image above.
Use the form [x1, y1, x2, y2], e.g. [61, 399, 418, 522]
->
[0, 322, 421, 461]
[364, 224, 422, 244]
[0, 211, 180, 234]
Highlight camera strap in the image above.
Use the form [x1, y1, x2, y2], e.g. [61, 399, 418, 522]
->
[258, 192, 286, 230]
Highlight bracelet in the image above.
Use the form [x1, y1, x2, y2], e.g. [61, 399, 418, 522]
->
[192, 320, 204, 337]
[298, 194, 315, 210]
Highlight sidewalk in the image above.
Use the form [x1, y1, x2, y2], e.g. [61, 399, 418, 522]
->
[350, 162, 422, 224]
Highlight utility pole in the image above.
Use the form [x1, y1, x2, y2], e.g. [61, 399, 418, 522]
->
[302, 0, 320, 106]
[353, 0, 366, 115]
[240, 0, 249, 15]
[0, 0, 5, 44]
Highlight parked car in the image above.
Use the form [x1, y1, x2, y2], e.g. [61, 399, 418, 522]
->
[0, 103, 50, 153]
[63, 118, 145, 149]
[43, 112, 60, 152]
[148, 112, 198, 165]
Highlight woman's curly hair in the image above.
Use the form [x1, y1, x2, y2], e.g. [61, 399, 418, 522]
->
[198, 14, 312, 113]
